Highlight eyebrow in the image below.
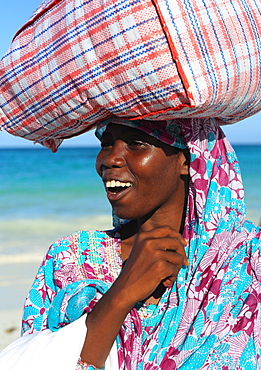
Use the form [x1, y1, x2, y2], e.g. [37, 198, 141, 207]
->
[101, 128, 146, 139]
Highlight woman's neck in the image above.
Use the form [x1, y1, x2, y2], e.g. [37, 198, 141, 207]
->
[119, 205, 185, 261]
[137, 207, 184, 234]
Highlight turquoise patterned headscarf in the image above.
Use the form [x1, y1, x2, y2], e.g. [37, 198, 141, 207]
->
[95, 117, 187, 149]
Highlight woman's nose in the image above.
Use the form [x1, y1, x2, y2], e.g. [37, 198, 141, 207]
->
[101, 141, 126, 169]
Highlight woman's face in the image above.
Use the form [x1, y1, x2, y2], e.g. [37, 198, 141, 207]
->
[96, 123, 189, 222]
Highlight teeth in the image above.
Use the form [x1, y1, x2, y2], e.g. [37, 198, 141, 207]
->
[105, 180, 132, 188]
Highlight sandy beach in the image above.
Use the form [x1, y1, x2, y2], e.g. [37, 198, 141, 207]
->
[0, 309, 23, 351]
[0, 259, 41, 351]
[0, 215, 112, 352]
[0, 261, 40, 350]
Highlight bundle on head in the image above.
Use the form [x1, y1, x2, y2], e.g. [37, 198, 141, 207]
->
[0, 0, 261, 151]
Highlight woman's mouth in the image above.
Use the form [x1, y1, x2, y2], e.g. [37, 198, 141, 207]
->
[105, 180, 132, 200]
[105, 180, 132, 193]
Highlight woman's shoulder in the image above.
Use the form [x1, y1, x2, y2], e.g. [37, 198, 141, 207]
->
[45, 229, 122, 285]
[47, 229, 119, 253]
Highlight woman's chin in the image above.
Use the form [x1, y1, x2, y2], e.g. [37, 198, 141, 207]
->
[113, 212, 134, 221]
[112, 207, 139, 221]
[112, 207, 155, 223]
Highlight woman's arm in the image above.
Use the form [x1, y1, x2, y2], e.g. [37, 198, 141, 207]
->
[80, 285, 133, 369]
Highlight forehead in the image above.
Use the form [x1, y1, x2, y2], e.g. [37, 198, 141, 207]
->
[102, 123, 148, 137]
[102, 123, 168, 148]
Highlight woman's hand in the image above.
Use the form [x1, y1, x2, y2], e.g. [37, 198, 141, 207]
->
[80, 226, 188, 368]
[114, 225, 189, 307]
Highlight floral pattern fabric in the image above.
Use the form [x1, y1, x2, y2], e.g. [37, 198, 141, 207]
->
[22, 118, 261, 369]
[22, 230, 122, 334]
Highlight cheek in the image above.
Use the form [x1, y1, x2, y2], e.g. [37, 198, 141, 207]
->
[95, 153, 103, 177]
[139, 154, 151, 167]
[139, 157, 171, 183]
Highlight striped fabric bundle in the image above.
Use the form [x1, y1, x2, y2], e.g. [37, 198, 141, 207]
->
[0, 0, 261, 151]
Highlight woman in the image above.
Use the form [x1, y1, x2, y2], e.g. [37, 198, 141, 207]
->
[1, 117, 261, 370]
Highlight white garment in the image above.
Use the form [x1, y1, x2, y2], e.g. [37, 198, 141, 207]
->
[0, 314, 118, 370]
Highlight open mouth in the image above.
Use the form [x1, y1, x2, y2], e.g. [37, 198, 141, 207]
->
[105, 180, 132, 193]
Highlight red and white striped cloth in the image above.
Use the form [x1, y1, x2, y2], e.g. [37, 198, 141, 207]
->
[0, 0, 261, 151]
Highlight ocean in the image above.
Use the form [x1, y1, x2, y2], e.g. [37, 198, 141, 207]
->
[0, 145, 261, 263]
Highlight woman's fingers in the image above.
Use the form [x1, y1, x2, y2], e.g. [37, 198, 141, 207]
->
[161, 238, 189, 267]
[141, 225, 187, 246]
[117, 226, 189, 304]
[149, 248, 186, 281]
[134, 226, 189, 267]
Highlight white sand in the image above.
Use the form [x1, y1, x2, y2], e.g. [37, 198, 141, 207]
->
[0, 309, 22, 351]
[0, 216, 112, 352]
[0, 260, 41, 351]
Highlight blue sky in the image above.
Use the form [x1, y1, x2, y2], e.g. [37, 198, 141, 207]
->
[1, 0, 261, 148]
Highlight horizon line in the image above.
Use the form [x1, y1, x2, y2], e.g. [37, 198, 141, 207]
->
[1, 142, 261, 149]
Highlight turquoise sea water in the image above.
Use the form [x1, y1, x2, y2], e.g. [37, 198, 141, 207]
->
[0, 145, 260, 261]
[0, 147, 112, 261]
[1, 147, 110, 220]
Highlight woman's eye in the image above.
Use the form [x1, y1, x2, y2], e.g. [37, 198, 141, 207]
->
[100, 141, 112, 148]
[128, 140, 144, 148]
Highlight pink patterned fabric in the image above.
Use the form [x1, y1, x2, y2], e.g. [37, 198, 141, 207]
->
[22, 230, 122, 334]
[1, 0, 261, 151]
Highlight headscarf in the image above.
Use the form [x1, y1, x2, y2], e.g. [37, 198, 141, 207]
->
[95, 117, 187, 150]
[48, 117, 261, 369]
